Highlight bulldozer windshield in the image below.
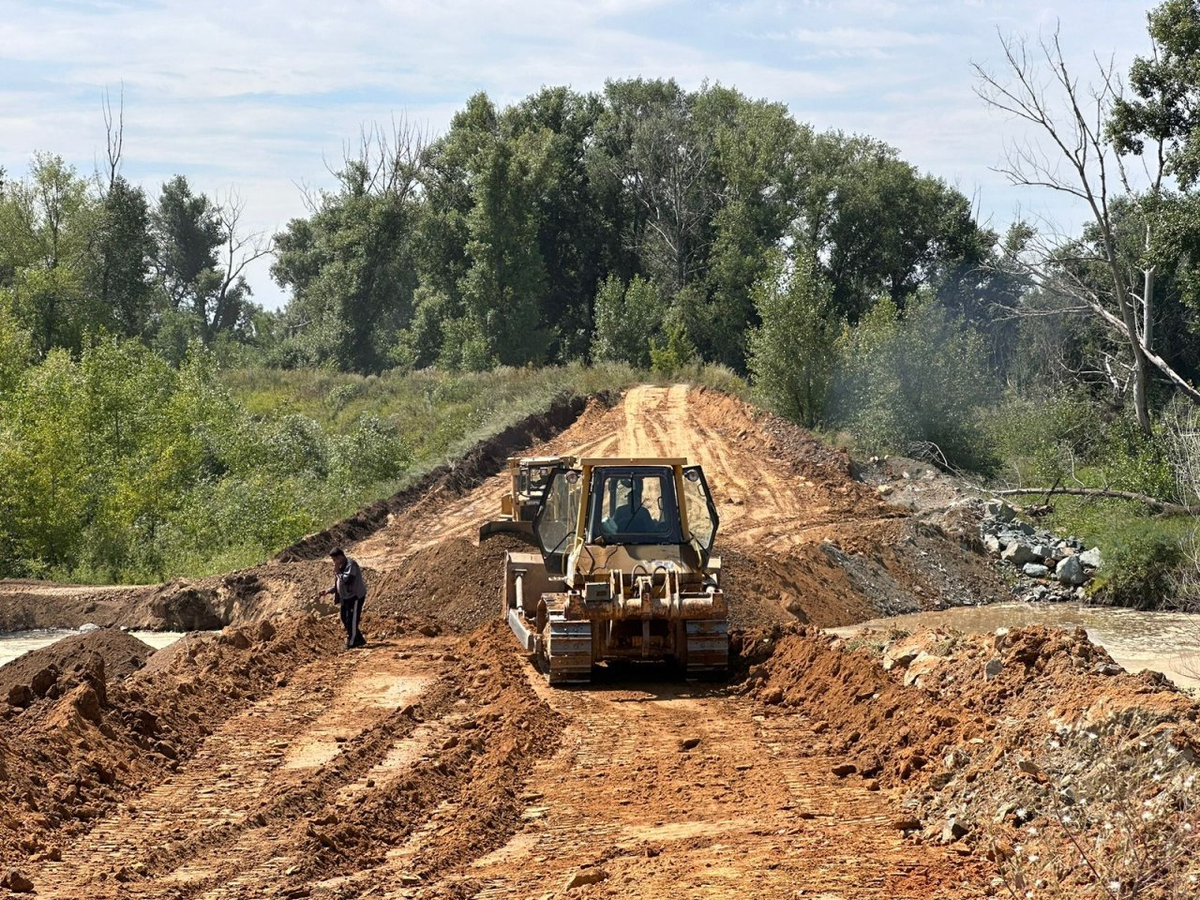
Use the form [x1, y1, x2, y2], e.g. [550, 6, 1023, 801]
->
[587, 467, 682, 545]
[682, 465, 719, 554]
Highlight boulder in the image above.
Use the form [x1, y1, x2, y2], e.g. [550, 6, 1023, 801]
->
[1022, 563, 1050, 578]
[1079, 547, 1102, 568]
[903, 653, 942, 688]
[29, 667, 58, 699]
[941, 817, 969, 842]
[219, 627, 252, 650]
[1, 871, 33, 893]
[982, 534, 1002, 554]
[1001, 543, 1036, 566]
[6, 684, 33, 708]
[985, 500, 1016, 522]
[564, 868, 608, 890]
[71, 684, 104, 723]
[882, 642, 921, 671]
[1056, 555, 1086, 586]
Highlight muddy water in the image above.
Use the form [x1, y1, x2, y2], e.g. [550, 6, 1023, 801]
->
[829, 602, 1200, 692]
[0, 629, 187, 668]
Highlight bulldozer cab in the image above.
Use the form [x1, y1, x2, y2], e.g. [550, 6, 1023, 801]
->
[533, 458, 719, 577]
[515, 459, 557, 503]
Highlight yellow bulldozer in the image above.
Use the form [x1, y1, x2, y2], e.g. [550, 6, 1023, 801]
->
[478, 456, 570, 541]
[501, 457, 728, 684]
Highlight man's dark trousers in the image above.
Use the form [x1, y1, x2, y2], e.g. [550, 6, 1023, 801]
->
[339, 595, 366, 648]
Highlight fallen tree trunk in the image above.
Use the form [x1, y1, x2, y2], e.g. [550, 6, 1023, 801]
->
[993, 487, 1194, 516]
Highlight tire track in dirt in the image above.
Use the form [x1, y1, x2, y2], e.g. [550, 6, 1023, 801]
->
[24, 644, 445, 899]
[422, 669, 994, 899]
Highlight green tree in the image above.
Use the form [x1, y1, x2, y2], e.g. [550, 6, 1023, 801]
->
[0, 349, 89, 571]
[272, 123, 423, 372]
[460, 126, 555, 366]
[0, 154, 96, 352]
[589, 79, 717, 298]
[503, 87, 614, 361]
[0, 305, 33, 397]
[695, 87, 803, 368]
[1110, 0, 1200, 189]
[87, 175, 154, 337]
[797, 134, 986, 323]
[152, 176, 268, 346]
[747, 252, 840, 428]
[591, 274, 667, 367]
[830, 296, 1000, 470]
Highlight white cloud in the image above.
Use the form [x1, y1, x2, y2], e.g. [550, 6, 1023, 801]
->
[0, 0, 1164, 308]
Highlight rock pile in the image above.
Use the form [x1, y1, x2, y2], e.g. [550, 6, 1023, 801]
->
[979, 500, 1102, 601]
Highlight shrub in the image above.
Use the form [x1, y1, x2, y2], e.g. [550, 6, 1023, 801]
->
[592, 275, 667, 368]
[746, 253, 839, 428]
[828, 295, 1000, 472]
[1090, 517, 1193, 609]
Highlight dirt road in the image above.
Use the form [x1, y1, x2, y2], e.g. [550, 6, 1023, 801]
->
[1, 385, 1009, 897]
[14, 631, 991, 899]
[354, 384, 869, 565]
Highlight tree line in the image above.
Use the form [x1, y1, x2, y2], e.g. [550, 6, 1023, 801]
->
[270, 80, 997, 377]
[0, 79, 1001, 377]
[8, 1, 1200, 593]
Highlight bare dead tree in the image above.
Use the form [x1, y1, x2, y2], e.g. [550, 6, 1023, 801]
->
[598, 102, 715, 295]
[325, 115, 429, 202]
[975, 27, 1200, 432]
[209, 189, 274, 337]
[100, 84, 125, 193]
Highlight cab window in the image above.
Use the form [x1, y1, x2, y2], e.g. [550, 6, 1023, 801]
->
[587, 467, 681, 544]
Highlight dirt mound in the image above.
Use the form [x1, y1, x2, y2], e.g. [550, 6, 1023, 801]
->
[0, 614, 346, 868]
[0, 629, 154, 708]
[370, 533, 530, 633]
[748, 624, 1198, 789]
[743, 622, 1200, 891]
[262, 620, 564, 892]
[0, 582, 154, 632]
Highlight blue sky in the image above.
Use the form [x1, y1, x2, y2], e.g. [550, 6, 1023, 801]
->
[0, 0, 1157, 309]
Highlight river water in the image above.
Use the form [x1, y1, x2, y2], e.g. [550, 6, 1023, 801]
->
[0, 629, 186, 668]
[828, 602, 1200, 692]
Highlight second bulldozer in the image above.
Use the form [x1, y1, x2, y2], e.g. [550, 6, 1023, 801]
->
[478, 456, 567, 540]
[502, 457, 728, 684]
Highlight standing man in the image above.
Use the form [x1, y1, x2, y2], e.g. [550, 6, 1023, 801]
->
[319, 548, 367, 649]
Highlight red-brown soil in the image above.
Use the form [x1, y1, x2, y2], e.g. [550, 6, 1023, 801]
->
[0, 629, 155, 705]
[2, 384, 1193, 898]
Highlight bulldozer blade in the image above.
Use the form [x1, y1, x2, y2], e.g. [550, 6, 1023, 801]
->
[479, 519, 535, 541]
